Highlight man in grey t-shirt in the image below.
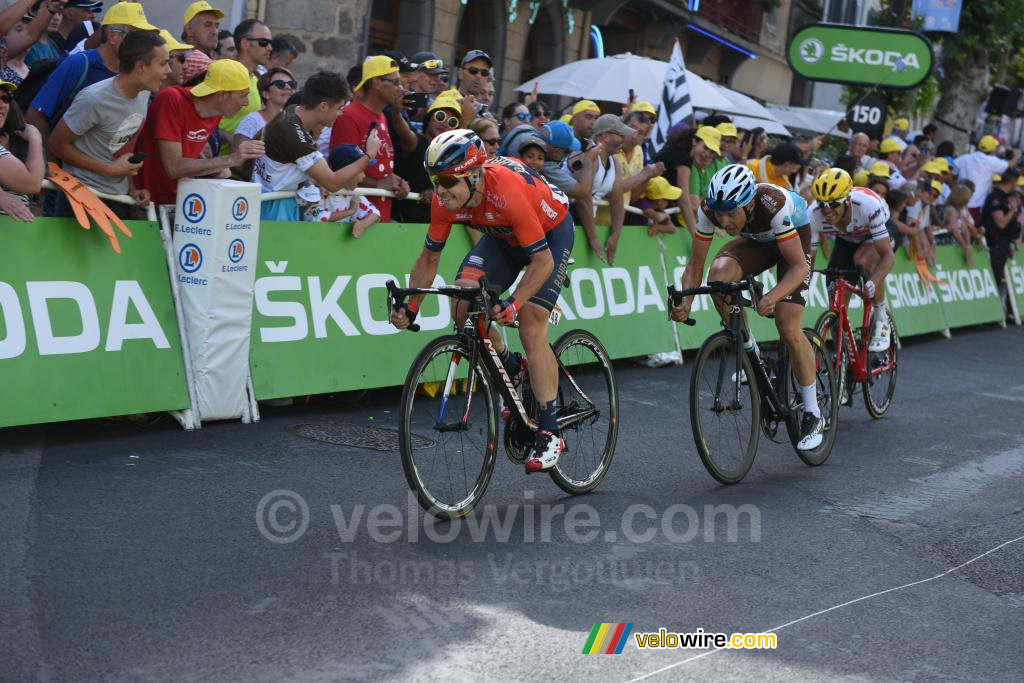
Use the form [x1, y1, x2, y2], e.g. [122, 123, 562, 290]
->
[48, 30, 171, 216]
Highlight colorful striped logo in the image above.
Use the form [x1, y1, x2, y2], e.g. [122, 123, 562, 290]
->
[582, 622, 634, 654]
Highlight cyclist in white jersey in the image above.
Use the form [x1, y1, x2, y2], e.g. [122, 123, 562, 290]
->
[808, 168, 894, 352]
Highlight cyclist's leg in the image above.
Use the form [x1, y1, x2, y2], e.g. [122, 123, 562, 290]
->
[454, 236, 519, 353]
[775, 225, 815, 389]
[519, 216, 574, 429]
[709, 237, 773, 330]
[828, 237, 861, 309]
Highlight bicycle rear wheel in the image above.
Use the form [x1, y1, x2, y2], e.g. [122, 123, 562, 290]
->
[547, 330, 619, 495]
[689, 331, 759, 484]
[780, 329, 839, 466]
[863, 318, 898, 418]
[399, 335, 497, 519]
[814, 310, 852, 407]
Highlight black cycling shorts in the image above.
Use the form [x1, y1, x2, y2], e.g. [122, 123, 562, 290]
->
[715, 225, 812, 306]
[455, 213, 574, 311]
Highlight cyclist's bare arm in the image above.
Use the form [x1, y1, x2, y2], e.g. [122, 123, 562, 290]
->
[391, 248, 441, 329]
[671, 236, 711, 321]
[766, 236, 808, 305]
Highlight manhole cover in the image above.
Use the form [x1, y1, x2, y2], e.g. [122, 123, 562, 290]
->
[289, 422, 434, 451]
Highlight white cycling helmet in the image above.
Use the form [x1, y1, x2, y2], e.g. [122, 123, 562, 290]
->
[706, 164, 757, 211]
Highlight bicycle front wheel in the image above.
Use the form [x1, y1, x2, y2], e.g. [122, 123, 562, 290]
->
[780, 329, 839, 467]
[863, 317, 898, 418]
[399, 335, 497, 519]
[547, 330, 619, 495]
[689, 331, 759, 484]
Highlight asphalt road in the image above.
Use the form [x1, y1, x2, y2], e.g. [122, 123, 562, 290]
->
[2, 324, 1023, 682]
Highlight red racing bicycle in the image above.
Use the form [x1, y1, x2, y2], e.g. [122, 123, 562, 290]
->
[813, 267, 898, 418]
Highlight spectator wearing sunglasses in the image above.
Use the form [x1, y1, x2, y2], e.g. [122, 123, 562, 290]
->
[158, 29, 193, 90]
[231, 66, 294, 177]
[456, 49, 490, 111]
[217, 18, 271, 145]
[393, 94, 461, 224]
[0, 80, 44, 221]
[500, 102, 531, 135]
[410, 52, 447, 96]
[472, 116, 499, 158]
[528, 101, 551, 130]
[330, 55, 409, 222]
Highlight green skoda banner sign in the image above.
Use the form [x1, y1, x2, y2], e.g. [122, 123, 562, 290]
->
[788, 24, 933, 89]
[0, 217, 190, 428]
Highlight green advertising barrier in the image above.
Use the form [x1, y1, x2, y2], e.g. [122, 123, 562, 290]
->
[788, 24, 933, 89]
[1007, 248, 1024, 319]
[929, 246, 1005, 329]
[249, 223, 681, 399]
[0, 217, 190, 428]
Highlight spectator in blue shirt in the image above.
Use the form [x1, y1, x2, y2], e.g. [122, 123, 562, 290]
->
[25, 1, 156, 141]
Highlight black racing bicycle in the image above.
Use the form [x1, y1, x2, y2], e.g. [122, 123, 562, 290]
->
[669, 275, 839, 484]
[387, 279, 619, 519]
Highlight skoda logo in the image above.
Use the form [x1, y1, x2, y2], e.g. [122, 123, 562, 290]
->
[232, 197, 249, 221]
[182, 193, 206, 223]
[179, 243, 203, 273]
[228, 238, 245, 263]
[799, 38, 824, 64]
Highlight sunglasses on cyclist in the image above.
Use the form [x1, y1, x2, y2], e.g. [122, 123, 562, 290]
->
[432, 110, 460, 129]
[821, 199, 847, 210]
[271, 79, 298, 90]
[430, 174, 472, 189]
[245, 37, 273, 48]
[464, 66, 491, 78]
[513, 112, 532, 122]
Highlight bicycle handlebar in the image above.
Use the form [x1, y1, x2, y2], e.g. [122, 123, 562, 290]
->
[386, 279, 495, 333]
[666, 275, 764, 326]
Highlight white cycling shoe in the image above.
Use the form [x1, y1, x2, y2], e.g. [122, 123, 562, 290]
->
[868, 319, 891, 353]
[525, 431, 565, 472]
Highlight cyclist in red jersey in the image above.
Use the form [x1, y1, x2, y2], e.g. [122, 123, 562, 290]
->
[390, 129, 574, 472]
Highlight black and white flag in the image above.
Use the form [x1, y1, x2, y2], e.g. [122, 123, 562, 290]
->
[653, 40, 694, 152]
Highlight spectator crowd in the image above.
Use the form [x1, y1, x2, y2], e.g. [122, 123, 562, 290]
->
[0, 0, 1020, 318]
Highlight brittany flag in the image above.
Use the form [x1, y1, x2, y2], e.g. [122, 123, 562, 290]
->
[582, 622, 634, 654]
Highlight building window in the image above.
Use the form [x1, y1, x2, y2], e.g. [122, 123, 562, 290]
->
[369, 0, 397, 52]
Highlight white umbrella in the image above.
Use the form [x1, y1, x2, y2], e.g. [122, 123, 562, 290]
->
[766, 103, 849, 138]
[513, 53, 736, 112]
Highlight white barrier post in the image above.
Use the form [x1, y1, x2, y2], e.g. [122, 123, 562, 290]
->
[171, 180, 262, 422]
[1005, 263, 1021, 325]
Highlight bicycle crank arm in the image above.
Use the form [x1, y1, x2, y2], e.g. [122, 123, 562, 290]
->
[557, 407, 598, 430]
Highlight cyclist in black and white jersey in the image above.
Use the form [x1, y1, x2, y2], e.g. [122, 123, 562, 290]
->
[808, 168, 894, 352]
[670, 164, 824, 450]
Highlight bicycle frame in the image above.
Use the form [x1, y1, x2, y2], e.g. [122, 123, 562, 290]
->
[387, 280, 599, 436]
[825, 275, 894, 384]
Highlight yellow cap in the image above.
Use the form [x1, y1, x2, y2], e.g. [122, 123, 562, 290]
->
[559, 113, 572, 124]
[879, 137, 903, 154]
[428, 95, 462, 115]
[993, 173, 1002, 182]
[355, 55, 399, 92]
[931, 157, 950, 173]
[1017, 176, 1024, 187]
[571, 100, 600, 118]
[716, 122, 738, 138]
[869, 161, 891, 178]
[893, 117, 910, 131]
[102, 2, 157, 30]
[695, 126, 722, 155]
[631, 100, 656, 117]
[930, 180, 943, 194]
[978, 134, 999, 153]
[921, 160, 943, 175]
[853, 169, 870, 187]
[159, 29, 193, 53]
[184, 1, 225, 26]
[643, 176, 682, 201]
[190, 59, 251, 97]
[0, 80, 16, 92]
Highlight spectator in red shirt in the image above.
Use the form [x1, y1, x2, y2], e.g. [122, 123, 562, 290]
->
[329, 54, 409, 222]
[135, 59, 264, 205]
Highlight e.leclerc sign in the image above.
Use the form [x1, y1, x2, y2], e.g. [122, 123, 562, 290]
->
[788, 24, 933, 89]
